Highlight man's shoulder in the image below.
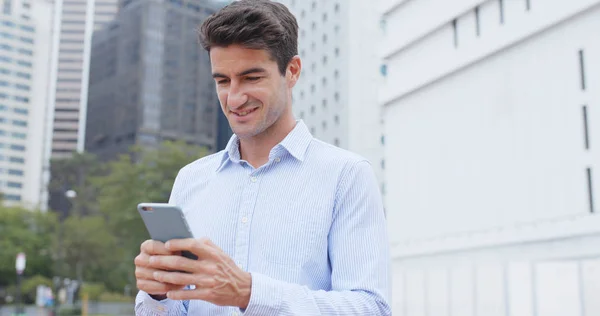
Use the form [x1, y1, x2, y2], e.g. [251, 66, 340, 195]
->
[308, 138, 371, 167]
[176, 150, 225, 178]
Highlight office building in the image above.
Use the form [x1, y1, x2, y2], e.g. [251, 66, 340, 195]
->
[85, 0, 223, 160]
[381, 0, 600, 314]
[0, 0, 54, 208]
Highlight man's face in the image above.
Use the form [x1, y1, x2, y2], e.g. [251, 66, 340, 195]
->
[210, 45, 296, 140]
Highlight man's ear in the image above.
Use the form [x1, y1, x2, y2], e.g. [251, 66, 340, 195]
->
[286, 56, 302, 88]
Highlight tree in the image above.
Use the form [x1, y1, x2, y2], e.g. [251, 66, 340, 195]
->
[48, 152, 104, 218]
[0, 206, 57, 288]
[89, 140, 208, 291]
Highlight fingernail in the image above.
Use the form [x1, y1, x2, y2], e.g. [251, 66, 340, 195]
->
[149, 256, 155, 263]
[153, 271, 160, 279]
[165, 241, 170, 249]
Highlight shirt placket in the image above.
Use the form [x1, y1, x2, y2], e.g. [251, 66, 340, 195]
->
[233, 167, 261, 272]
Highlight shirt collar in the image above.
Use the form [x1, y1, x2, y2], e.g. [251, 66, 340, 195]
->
[216, 120, 313, 172]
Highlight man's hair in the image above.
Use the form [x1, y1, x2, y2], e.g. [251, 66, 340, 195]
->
[199, 0, 299, 76]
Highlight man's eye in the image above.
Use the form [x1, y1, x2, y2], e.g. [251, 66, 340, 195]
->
[217, 80, 229, 84]
[246, 77, 261, 81]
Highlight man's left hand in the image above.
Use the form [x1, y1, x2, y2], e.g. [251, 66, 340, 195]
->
[150, 238, 252, 309]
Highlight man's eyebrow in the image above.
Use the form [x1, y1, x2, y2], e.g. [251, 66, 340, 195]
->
[237, 67, 267, 76]
[212, 67, 268, 79]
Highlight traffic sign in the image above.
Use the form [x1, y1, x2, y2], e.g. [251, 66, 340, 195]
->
[15, 252, 26, 275]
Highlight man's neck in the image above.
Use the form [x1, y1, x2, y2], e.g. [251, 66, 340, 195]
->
[239, 116, 296, 168]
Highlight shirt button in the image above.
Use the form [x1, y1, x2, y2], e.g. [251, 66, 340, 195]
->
[241, 216, 248, 223]
[250, 176, 257, 182]
[275, 157, 281, 163]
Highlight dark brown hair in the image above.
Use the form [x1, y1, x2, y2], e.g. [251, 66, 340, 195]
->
[199, 0, 299, 76]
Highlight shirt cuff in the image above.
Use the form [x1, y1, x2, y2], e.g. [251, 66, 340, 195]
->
[136, 291, 179, 316]
[240, 272, 283, 316]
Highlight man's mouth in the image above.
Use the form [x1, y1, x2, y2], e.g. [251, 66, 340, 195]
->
[232, 107, 258, 117]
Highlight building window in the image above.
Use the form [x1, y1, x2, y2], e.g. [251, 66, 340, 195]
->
[11, 132, 25, 139]
[16, 72, 30, 79]
[322, 99, 327, 109]
[7, 181, 22, 188]
[14, 96, 28, 103]
[17, 60, 32, 67]
[334, 115, 339, 124]
[4, 194, 21, 201]
[18, 48, 32, 55]
[499, 0, 505, 24]
[8, 169, 23, 176]
[19, 25, 33, 32]
[334, 138, 340, 146]
[311, 105, 315, 114]
[9, 157, 24, 163]
[15, 84, 29, 91]
[322, 13, 327, 22]
[10, 144, 25, 151]
[475, 6, 480, 36]
[322, 121, 327, 130]
[19, 37, 33, 44]
[452, 19, 458, 47]
[12, 120, 27, 127]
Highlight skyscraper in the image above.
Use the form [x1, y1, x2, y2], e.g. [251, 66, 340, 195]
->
[85, 0, 223, 160]
[50, 0, 119, 160]
[0, 0, 54, 208]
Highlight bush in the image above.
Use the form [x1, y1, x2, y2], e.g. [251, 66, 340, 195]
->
[80, 283, 105, 301]
[57, 306, 82, 316]
[98, 291, 133, 303]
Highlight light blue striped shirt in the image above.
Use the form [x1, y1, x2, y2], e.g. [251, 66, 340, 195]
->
[135, 120, 391, 315]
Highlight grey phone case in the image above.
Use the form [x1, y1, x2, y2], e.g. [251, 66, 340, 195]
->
[137, 203, 198, 260]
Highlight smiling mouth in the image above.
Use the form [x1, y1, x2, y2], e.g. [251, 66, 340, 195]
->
[232, 107, 258, 117]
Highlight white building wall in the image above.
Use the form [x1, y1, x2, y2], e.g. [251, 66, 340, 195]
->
[382, 0, 600, 314]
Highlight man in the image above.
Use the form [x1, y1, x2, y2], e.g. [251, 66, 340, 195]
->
[134, 0, 391, 315]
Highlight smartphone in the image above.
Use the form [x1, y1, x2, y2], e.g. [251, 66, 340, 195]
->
[137, 203, 198, 260]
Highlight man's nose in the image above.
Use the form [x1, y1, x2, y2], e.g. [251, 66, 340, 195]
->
[227, 84, 249, 109]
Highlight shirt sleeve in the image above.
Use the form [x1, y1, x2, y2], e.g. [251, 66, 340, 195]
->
[134, 290, 189, 316]
[241, 160, 392, 315]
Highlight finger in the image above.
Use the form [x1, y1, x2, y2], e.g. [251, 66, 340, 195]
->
[141, 240, 172, 256]
[150, 255, 198, 273]
[167, 288, 213, 302]
[135, 266, 158, 280]
[135, 251, 158, 268]
[136, 279, 184, 295]
[165, 238, 216, 259]
[153, 270, 203, 286]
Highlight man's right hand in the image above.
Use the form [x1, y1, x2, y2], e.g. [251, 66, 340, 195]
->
[134, 239, 185, 298]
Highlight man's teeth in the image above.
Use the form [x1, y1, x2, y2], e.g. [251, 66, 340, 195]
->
[237, 109, 255, 116]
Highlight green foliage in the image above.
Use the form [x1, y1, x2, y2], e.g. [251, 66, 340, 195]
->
[0, 207, 57, 287]
[89, 140, 208, 290]
[81, 282, 106, 301]
[98, 292, 134, 302]
[1, 141, 207, 297]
